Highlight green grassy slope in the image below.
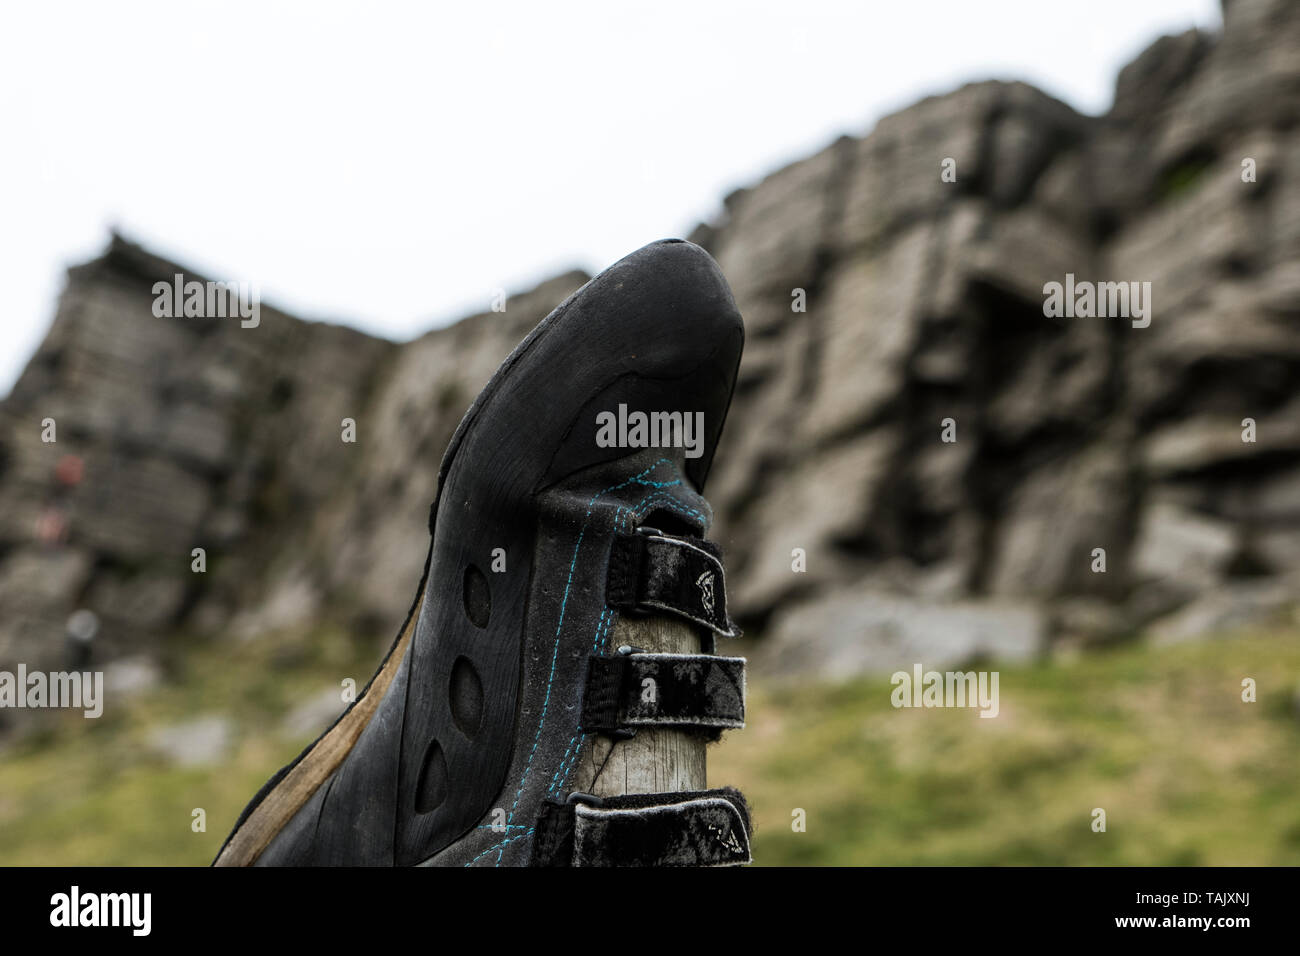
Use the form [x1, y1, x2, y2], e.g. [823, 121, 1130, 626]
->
[1, 623, 1297, 865]
[711, 629, 1300, 865]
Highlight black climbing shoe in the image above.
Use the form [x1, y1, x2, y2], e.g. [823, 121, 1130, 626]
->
[215, 239, 750, 867]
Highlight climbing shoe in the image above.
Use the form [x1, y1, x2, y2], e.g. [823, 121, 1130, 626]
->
[215, 238, 750, 867]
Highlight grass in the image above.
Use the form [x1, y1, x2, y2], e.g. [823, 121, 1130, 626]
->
[1, 621, 1297, 865]
[709, 627, 1300, 865]
[0, 624, 380, 866]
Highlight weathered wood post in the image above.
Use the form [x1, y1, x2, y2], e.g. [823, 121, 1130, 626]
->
[568, 615, 706, 795]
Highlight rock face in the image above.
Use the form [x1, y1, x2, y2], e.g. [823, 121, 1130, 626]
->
[0, 239, 395, 679]
[698, 0, 1300, 675]
[1, 0, 1297, 688]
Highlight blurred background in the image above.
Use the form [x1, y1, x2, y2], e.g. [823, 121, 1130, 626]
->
[2, 0, 1299, 865]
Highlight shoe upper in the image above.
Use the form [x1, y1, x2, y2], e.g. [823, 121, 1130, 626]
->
[220, 239, 748, 867]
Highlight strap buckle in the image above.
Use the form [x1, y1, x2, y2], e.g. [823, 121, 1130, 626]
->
[605, 527, 740, 639]
[603, 644, 642, 740]
[533, 787, 753, 867]
[579, 651, 746, 739]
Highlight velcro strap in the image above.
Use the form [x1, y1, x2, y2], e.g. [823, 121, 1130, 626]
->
[530, 788, 752, 867]
[581, 652, 745, 739]
[606, 531, 740, 638]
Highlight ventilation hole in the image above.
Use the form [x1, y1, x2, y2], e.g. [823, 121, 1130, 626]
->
[449, 656, 484, 737]
[463, 563, 490, 628]
[415, 739, 449, 813]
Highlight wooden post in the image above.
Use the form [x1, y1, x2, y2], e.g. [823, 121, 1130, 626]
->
[568, 616, 706, 795]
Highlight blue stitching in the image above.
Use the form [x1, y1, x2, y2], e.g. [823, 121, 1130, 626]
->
[496, 458, 705, 866]
[545, 489, 705, 794]
[467, 829, 534, 867]
[544, 606, 613, 795]
[547, 491, 684, 792]
[501, 460, 678, 828]
[543, 606, 611, 791]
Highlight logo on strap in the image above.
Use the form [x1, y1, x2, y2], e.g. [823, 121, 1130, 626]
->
[695, 570, 715, 617]
[709, 821, 744, 855]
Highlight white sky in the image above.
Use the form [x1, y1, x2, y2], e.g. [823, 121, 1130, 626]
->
[0, 1, 1220, 396]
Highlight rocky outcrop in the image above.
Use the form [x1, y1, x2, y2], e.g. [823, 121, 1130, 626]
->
[0, 239, 395, 675]
[699, 0, 1300, 674]
[1, 0, 1297, 690]
[0, 236, 586, 684]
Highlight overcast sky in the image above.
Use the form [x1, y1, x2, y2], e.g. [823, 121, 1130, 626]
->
[1, 1, 1220, 396]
